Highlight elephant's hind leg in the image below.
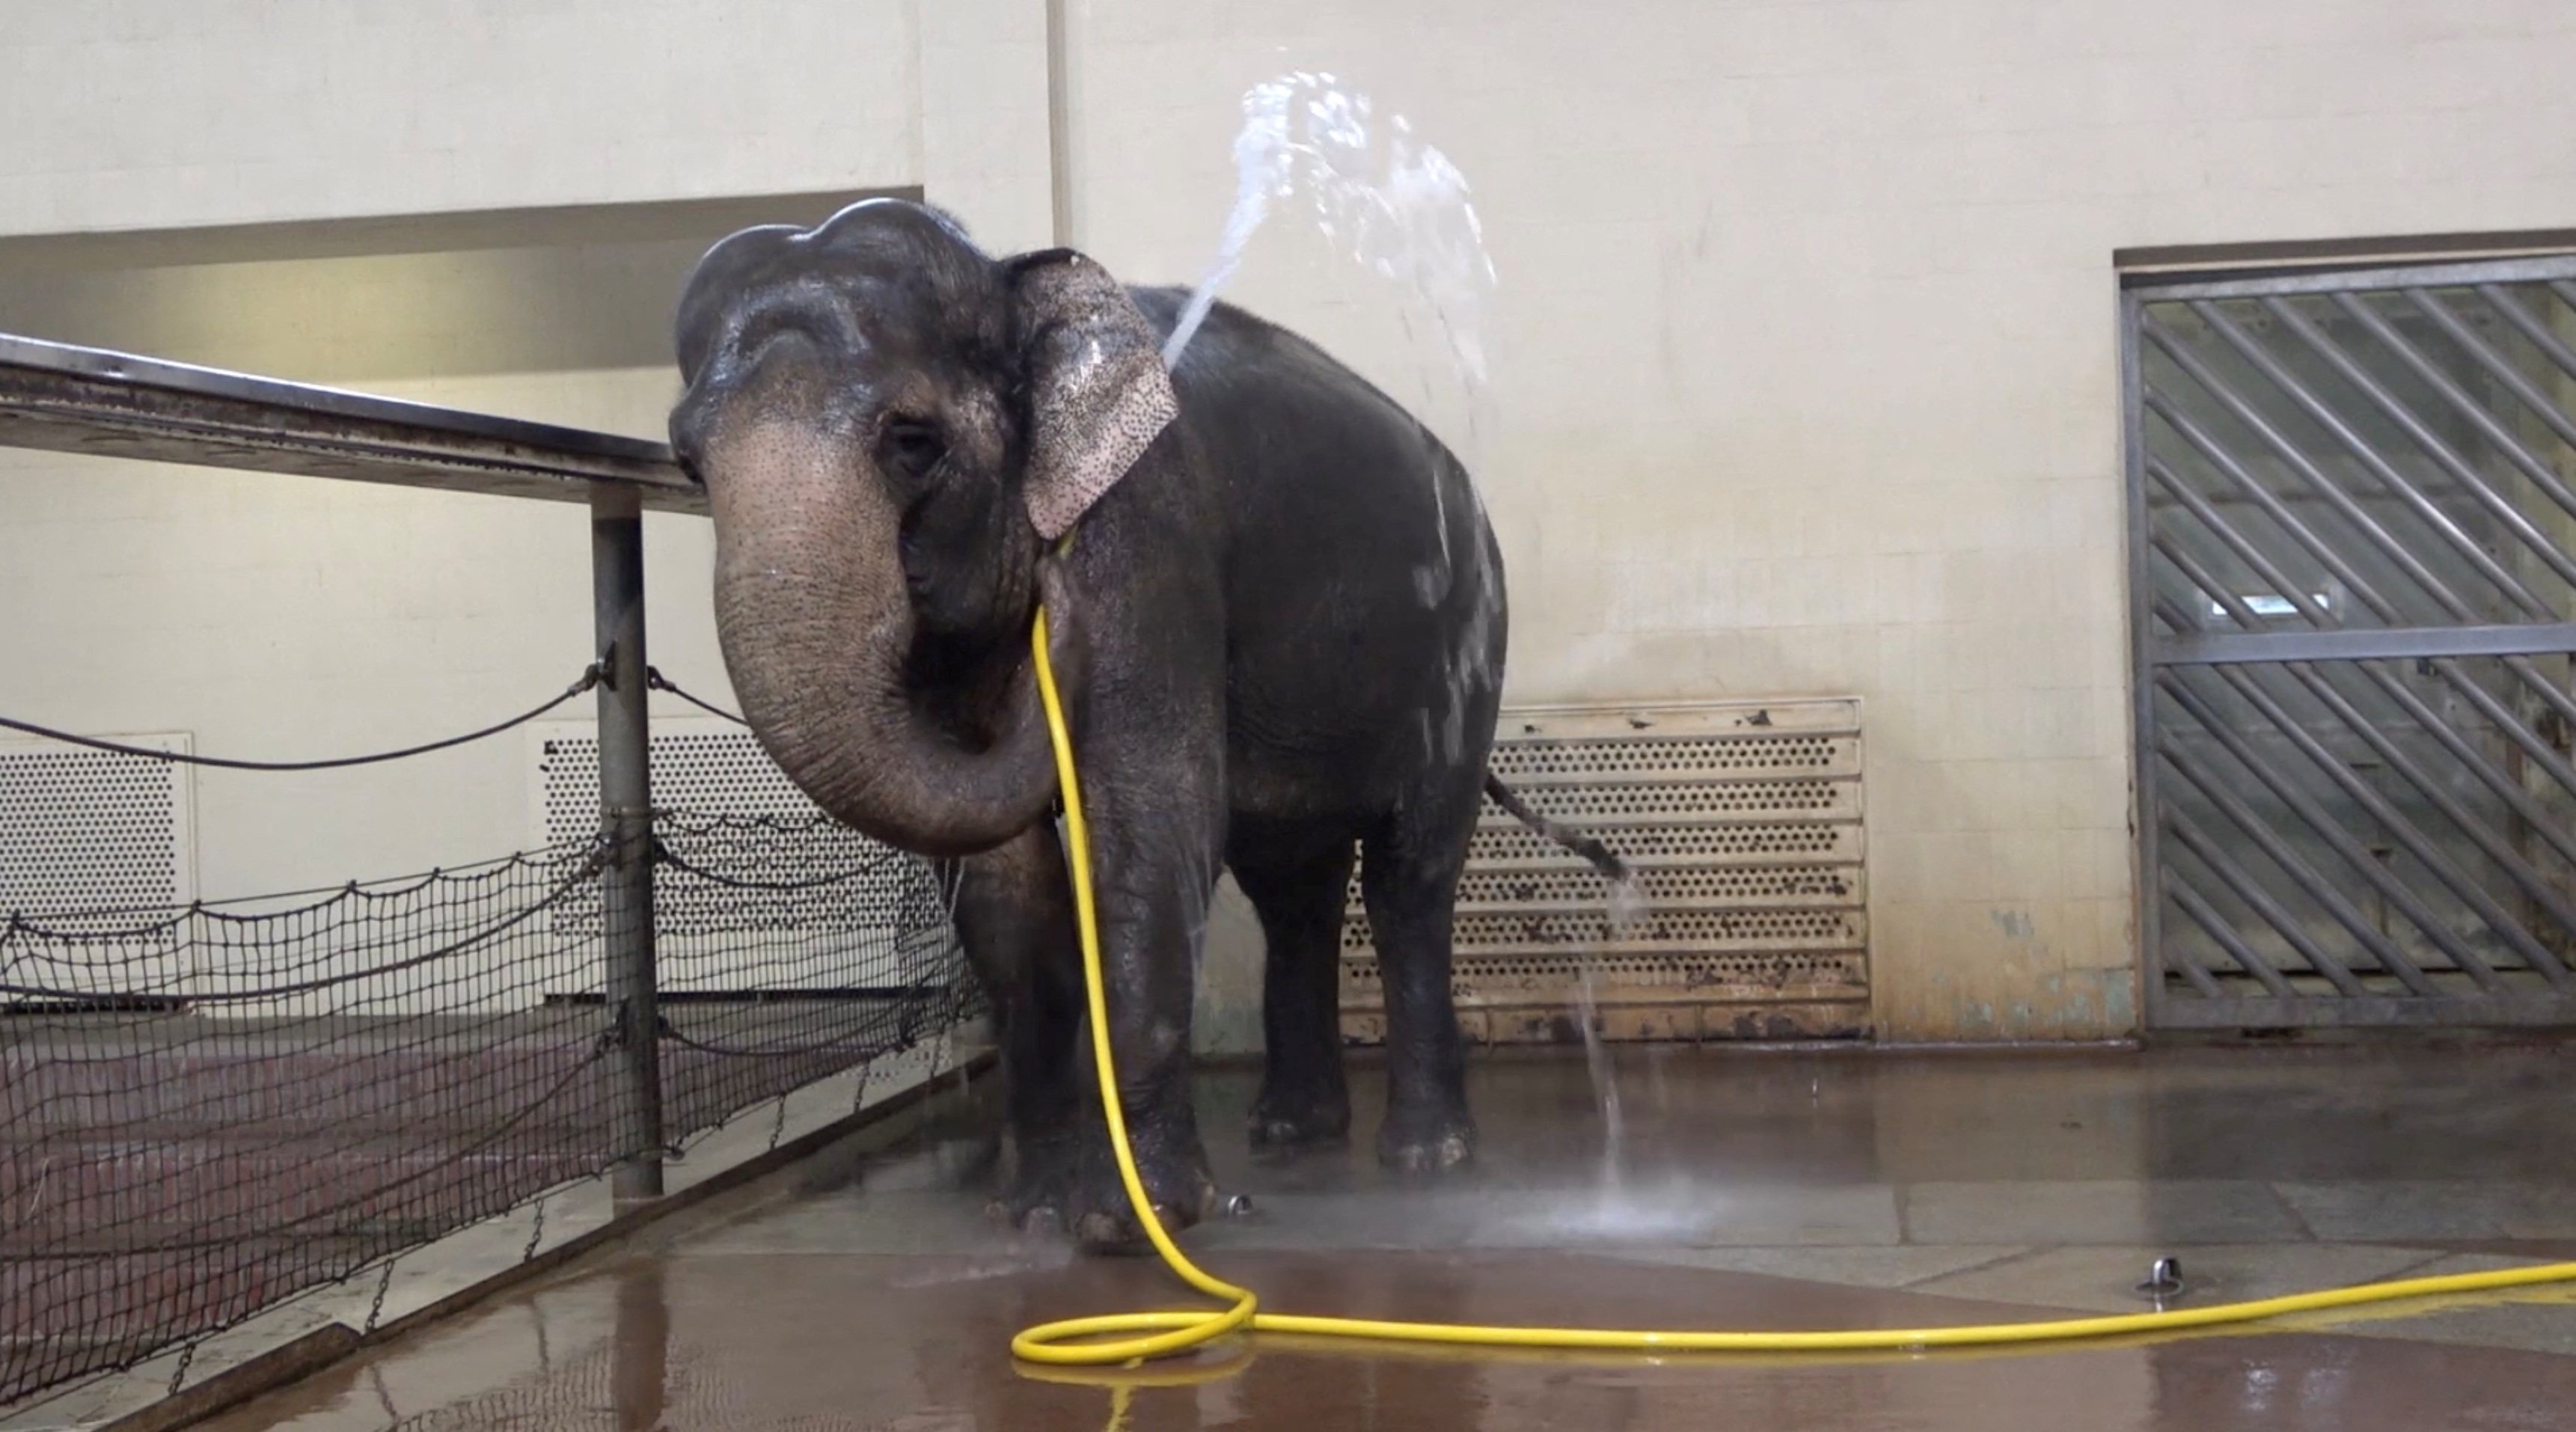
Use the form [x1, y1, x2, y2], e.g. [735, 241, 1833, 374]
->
[1230, 819, 1359, 1151]
[1360, 781, 1481, 1174]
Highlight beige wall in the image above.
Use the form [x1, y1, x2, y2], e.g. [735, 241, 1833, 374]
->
[7, 1, 2576, 1037]
[1059, 1, 2576, 1041]
[0, 369, 712, 899]
[0, 1, 920, 236]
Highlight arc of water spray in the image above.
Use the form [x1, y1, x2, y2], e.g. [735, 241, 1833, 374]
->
[1160, 69, 1503, 633]
[1161, 72, 1498, 388]
[1157, 73, 1647, 1190]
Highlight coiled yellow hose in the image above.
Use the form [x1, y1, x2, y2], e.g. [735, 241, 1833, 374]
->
[1014, 610, 2576, 1367]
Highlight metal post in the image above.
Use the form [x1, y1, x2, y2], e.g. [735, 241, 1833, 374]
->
[1045, 0, 1074, 247]
[591, 484, 663, 1205]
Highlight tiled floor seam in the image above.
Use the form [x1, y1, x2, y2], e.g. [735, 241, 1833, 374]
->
[1892, 1244, 2043, 1291]
[2268, 1181, 2322, 1242]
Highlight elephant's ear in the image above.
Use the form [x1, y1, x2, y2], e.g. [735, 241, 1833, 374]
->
[1008, 249, 1179, 542]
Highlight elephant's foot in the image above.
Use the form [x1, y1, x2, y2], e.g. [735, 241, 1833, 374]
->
[1248, 1080, 1350, 1152]
[1067, 1133, 1217, 1253]
[984, 1127, 1078, 1236]
[1377, 1104, 1476, 1175]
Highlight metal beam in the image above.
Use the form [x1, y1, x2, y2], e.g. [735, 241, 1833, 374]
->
[0, 332, 700, 513]
[2131, 253, 2576, 302]
[2154, 623, 2576, 665]
[2151, 992, 2576, 1029]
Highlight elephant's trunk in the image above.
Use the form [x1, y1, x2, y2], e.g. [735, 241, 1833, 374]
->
[703, 407, 1058, 859]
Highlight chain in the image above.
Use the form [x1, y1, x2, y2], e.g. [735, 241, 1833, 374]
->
[643, 667, 748, 724]
[0, 667, 601, 771]
[653, 839, 896, 891]
[522, 1192, 549, 1264]
[849, 1051, 875, 1117]
[363, 1261, 396, 1335]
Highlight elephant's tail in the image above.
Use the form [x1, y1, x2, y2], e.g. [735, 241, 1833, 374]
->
[1482, 773, 1630, 885]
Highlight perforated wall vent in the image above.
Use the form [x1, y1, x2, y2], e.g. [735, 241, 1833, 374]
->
[0, 734, 196, 1003]
[528, 717, 955, 995]
[1341, 700, 1868, 1045]
[0, 733, 195, 919]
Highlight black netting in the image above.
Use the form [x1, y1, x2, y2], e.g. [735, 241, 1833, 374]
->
[0, 810, 971, 1407]
[650, 811, 976, 1133]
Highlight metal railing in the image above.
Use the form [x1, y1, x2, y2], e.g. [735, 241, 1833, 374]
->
[0, 331, 974, 1411]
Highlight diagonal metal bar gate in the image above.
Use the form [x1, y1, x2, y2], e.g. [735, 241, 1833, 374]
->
[2129, 254, 2576, 1028]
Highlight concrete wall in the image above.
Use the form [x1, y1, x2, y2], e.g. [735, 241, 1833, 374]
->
[0, 0, 939, 897]
[6, 0, 2576, 1038]
[0, 1, 920, 236]
[1057, 0, 2576, 1041]
[0, 367, 692, 897]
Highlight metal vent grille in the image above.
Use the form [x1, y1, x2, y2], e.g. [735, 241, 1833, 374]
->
[1341, 700, 1868, 1044]
[0, 734, 195, 917]
[0, 734, 195, 1003]
[530, 717, 954, 994]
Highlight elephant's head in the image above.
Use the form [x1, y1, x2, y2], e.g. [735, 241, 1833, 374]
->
[669, 198, 1175, 857]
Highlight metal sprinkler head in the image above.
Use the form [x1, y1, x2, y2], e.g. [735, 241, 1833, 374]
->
[2137, 1255, 2186, 1302]
[1224, 1193, 1257, 1220]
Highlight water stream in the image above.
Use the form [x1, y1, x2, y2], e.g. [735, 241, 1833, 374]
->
[1574, 961, 1627, 1192]
[1170, 73, 1650, 1220]
[1589, 875, 1650, 1181]
[1161, 71, 1496, 386]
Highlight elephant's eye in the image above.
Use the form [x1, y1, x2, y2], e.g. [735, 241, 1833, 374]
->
[881, 418, 948, 480]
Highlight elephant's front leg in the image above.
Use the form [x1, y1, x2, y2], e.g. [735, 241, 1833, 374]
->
[950, 827, 1086, 1232]
[1038, 462, 1228, 1250]
[1064, 738, 1228, 1249]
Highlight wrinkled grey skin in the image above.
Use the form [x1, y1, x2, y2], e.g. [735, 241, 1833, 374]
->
[671, 199, 1603, 1250]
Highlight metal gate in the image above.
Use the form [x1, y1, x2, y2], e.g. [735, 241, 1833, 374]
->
[2130, 255, 2576, 1027]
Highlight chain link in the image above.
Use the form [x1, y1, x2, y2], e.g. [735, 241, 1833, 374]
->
[363, 1261, 396, 1335]
[521, 1192, 550, 1264]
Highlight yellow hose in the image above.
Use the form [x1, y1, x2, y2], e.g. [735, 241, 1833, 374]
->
[1015, 609, 2576, 1366]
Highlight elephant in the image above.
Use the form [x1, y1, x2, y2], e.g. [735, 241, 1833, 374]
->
[669, 198, 1624, 1249]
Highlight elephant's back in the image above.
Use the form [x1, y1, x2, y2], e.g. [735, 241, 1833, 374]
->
[1126, 285, 1480, 560]
[1128, 287, 1446, 468]
[1125, 286, 1508, 818]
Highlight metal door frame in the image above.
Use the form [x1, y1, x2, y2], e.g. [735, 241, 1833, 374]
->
[2125, 253, 2576, 1029]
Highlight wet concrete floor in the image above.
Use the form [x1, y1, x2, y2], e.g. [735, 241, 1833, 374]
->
[195, 1041, 2576, 1431]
